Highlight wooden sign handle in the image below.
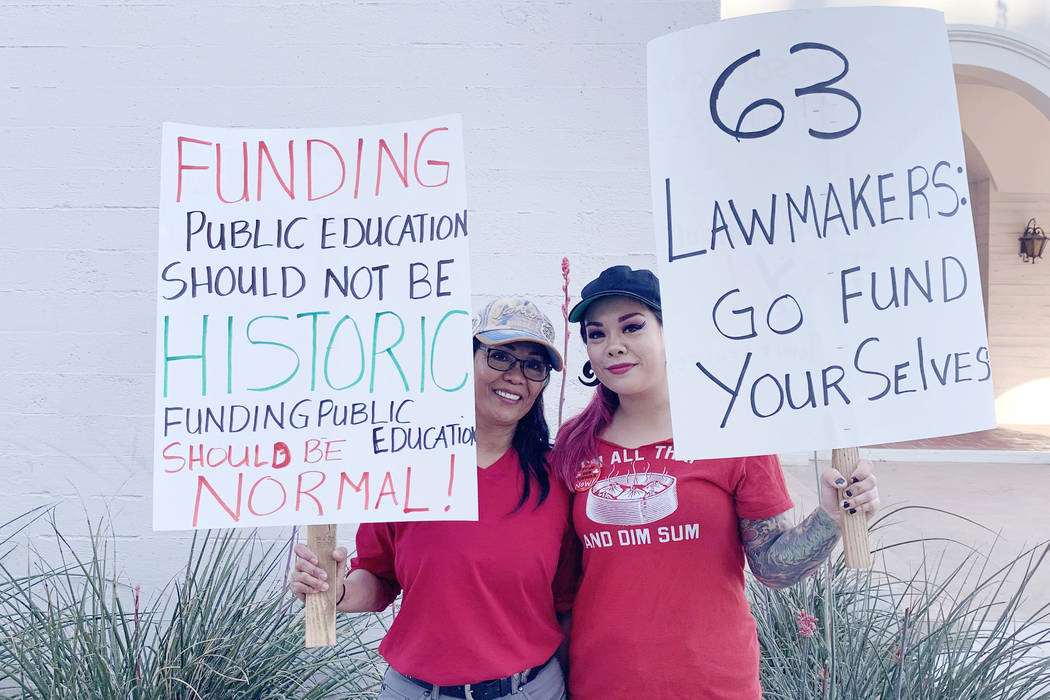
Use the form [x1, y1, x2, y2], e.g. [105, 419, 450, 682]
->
[305, 524, 338, 648]
[832, 447, 871, 569]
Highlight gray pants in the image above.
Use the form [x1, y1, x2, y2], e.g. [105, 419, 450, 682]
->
[377, 656, 566, 700]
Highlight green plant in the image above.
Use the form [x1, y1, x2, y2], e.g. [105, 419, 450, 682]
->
[5, 503, 1048, 699]
[0, 509, 387, 699]
[750, 506, 1050, 700]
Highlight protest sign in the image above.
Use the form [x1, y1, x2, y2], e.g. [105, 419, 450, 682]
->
[154, 116, 476, 531]
[647, 8, 997, 461]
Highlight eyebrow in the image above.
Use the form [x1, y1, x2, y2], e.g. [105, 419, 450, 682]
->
[502, 343, 544, 357]
[585, 312, 645, 327]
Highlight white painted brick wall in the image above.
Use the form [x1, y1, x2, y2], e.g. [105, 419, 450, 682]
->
[1, 0, 718, 592]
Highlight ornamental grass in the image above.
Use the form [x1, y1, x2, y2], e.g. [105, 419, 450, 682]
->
[752, 505, 1050, 700]
[2, 504, 1048, 698]
[0, 507, 387, 699]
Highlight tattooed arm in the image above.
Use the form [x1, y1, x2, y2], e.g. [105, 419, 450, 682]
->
[739, 508, 840, 589]
[739, 459, 880, 589]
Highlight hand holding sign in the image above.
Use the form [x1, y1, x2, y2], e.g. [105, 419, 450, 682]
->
[303, 525, 340, 647]
[289, 539, 348, 604]
[829, 448, 876, 568]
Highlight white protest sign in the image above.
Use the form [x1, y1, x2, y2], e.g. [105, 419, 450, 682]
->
[154, 116, 477, 530]
[647, 8, 996, 459]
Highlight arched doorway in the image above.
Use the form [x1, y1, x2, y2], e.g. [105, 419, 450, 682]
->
[950, 26, 1050, 425]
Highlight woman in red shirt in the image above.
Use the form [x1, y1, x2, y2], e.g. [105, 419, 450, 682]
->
[549, 265, 881, 700]
[291, 296, 575, 700]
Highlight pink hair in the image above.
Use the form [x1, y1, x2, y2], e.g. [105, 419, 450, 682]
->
[550, 383, 619, 488]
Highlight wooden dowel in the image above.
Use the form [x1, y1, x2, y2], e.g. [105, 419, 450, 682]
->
[832, 447, 872, 569]
[304, 524, 338, 648]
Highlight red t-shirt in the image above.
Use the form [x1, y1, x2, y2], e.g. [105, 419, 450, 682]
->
[350, 448, 575, 685]
[567, 439, 793, 700]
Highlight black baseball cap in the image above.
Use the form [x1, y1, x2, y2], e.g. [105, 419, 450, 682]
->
[568, 265, 662, 323]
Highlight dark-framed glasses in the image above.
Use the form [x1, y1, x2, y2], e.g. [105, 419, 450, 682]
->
[482, 345, 551, 382]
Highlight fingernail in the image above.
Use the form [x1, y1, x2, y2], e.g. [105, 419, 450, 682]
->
[849, 508, 857, 515]
[845, 490, 853, 497]
[851, 476, 860, 483]
[835, 478, 846, 486]
[842, 501, 851, 508]
[321, 582, 328, 591]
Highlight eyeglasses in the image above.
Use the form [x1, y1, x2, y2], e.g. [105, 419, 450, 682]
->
[481, 345, 551, 382]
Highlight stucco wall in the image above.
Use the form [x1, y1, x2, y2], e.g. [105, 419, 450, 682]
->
[967, 176, 991, 319]
[0, 0, 719, 591]
[958, 83, 1050, 194]
[723, 0, 1050, 39]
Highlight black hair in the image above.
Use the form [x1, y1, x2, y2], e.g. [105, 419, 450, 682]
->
[473, 338, 552, 509]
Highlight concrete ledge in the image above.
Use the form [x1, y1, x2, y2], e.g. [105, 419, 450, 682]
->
[779, 449, 1050, 465]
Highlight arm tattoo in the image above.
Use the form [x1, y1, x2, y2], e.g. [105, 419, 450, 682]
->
[739, 508, 840, 589]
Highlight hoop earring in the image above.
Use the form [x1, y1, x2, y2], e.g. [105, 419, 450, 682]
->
[579, 361, 601, 387]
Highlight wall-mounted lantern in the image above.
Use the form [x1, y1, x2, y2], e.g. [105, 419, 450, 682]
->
[1019, 218, 1048, 263]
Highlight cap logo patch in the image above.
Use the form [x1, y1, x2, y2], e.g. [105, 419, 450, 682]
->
[477, 299, 555, 342]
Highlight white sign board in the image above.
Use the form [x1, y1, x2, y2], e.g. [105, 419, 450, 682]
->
[154, 116, 477, 530]
[647, 8, 996, 459]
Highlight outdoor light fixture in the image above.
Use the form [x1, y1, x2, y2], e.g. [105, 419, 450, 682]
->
[1019, 218, 1048, 263]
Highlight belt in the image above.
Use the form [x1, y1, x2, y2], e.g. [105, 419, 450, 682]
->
[403, 662, 545, 700]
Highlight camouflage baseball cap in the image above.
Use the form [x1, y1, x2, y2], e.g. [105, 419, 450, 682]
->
[472, 296, 563, 371]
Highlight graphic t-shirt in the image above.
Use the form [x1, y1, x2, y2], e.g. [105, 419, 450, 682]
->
[567, 439, 793, 700]
[349, 448, 575, 686]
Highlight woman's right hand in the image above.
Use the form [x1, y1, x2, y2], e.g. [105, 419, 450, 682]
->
[289, 542, 348, 604]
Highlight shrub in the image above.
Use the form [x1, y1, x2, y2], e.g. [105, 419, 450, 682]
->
[751, 506, 1050, 700]
[0, 509, 387, 699]
[3, 504, 1048, 698]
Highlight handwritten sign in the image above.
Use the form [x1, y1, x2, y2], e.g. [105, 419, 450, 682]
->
[647, 8, 996, 459]
[153, 116, 477, 530]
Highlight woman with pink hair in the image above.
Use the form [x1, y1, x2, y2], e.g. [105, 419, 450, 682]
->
[549, 265, 880, 700]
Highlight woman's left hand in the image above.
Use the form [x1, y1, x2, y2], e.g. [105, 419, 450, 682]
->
[818, 458, 879, 526]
